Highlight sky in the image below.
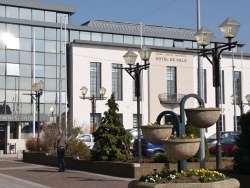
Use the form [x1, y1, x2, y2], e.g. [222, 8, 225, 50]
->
[45, 0, 250, 53]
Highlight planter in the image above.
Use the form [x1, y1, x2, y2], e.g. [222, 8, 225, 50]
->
[161, 138, 201, 160]
[185, 107, 221, 128]
[128, 178, 240, 188]
[140, 125, 173, 145]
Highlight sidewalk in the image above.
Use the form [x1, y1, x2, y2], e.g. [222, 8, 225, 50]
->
[0, 156, 133, 188]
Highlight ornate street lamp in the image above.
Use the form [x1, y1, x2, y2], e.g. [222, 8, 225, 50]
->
[32, 80, 44, 139]
[121, 46, 152, 162]
[80, 86, 107, 132]
[191, 17, 240, 169]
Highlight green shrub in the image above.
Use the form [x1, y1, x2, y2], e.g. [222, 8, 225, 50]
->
[67, 138, 91, 159]
[153, 153, 177, 163]
[233, 111, 250, 174]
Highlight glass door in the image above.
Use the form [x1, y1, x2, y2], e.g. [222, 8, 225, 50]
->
[0, 124, 6, 153]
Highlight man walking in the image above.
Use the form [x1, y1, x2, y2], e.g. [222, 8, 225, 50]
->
[55, 129, 68, 172]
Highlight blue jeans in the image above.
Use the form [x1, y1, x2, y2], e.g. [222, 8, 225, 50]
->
[57, 148, 65, 171]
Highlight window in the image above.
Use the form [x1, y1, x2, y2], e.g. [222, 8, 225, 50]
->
[167, 67, 176, 95]
[57, 13, 68, 24]
[220, 70, 225, 104]
[155, 38, 164, 46]
[234, 71, 242, 104]
[45, 28, 56, 40]
[20, 8, 31, 20]
[80, 31, 91, 40]
[144, 37, 154, 46]
[35, 27, 44, 39]
[45, 11, 56, 23]
[70, 30, 79, 42]
[35, 39, 45, 52]
[219, 115, 225, 131]
[7, 50, 19, 63]
[133, 114, 142, 128]
[32, 10, 44, 22]
[21, 122, 33, 139]
[20, 38, 31, 51]
[90, 62, 101, 96]
[164, 39, 173, 47]
[103, 33, 112, 42]
[6, 77, 19, 89]
[124, 35, 133, 44]
[35, 65, 44, 77]
[91, 32, 102, 42]
[113, 34, 123, 43]
[20, 51, 31, 64]
[10, 122, 18, 139]
[198, 69, 207, 103]
[184, 41, 193, 48]
[6, 6, 18, 19]
[7, 63, 19, 76]
[45, 40, 56, 53]
[0, 6, 5, 17]
[134, 36, 141, 45]
[45, 66, 56, 78]
[174, 40, 184, 48]
[20, 64, 31, 77]
[112, 64, 122, 100]
[0, 63, 5, 75]
[234, 116, 241, 132]
[20, 25, 32, 38]
[90, 113, 101, 127]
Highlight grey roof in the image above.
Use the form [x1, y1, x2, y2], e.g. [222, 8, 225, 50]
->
[81, 20, 197, 40]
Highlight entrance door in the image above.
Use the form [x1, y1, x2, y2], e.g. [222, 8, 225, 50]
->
[0, 125, 6, 153]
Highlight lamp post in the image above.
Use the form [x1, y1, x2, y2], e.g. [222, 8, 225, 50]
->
[50, 106, 55, 123]
[121, 46, 152, 162]
[32, 80, 44, 140]
[191, 17, 240, 169]
[231, 94, 250, 115]
[80, 86, 107, 132]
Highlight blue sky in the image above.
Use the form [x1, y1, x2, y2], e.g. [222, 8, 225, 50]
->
[46, 0, 250, 53]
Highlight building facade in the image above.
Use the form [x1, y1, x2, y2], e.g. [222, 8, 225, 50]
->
[0, 0, 73, 154]
[0, 0, 249, 154]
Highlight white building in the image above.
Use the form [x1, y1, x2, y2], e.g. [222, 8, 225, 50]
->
[68, 20, 249, 138]
[0, 0, 249, 154]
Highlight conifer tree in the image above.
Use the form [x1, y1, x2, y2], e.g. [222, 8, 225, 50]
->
[91, 93, 132, 161]
[233, 111, 250, 174]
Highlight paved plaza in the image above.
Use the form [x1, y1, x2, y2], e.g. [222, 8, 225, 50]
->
[0, 154, 133, 188]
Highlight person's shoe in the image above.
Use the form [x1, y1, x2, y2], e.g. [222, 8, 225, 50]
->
[62, 169, 65, 172]
[58, 169, 62, 172]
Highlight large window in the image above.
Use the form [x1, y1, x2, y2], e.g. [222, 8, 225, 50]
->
[234, 71, 242, 104]
[133, 114, 142, 128]
[10, 122, 18, 139]
[90, 113, 101, 127]
[220, 70, 225, 104]
[167, 66, 176, 95]
[90, 62, 101, 97]
[112, 64, 122, 100]
[7, 63, 19, 76]
[219, 115, 225, 131]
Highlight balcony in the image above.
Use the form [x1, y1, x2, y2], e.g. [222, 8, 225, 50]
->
[158, 93, 185, 104]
